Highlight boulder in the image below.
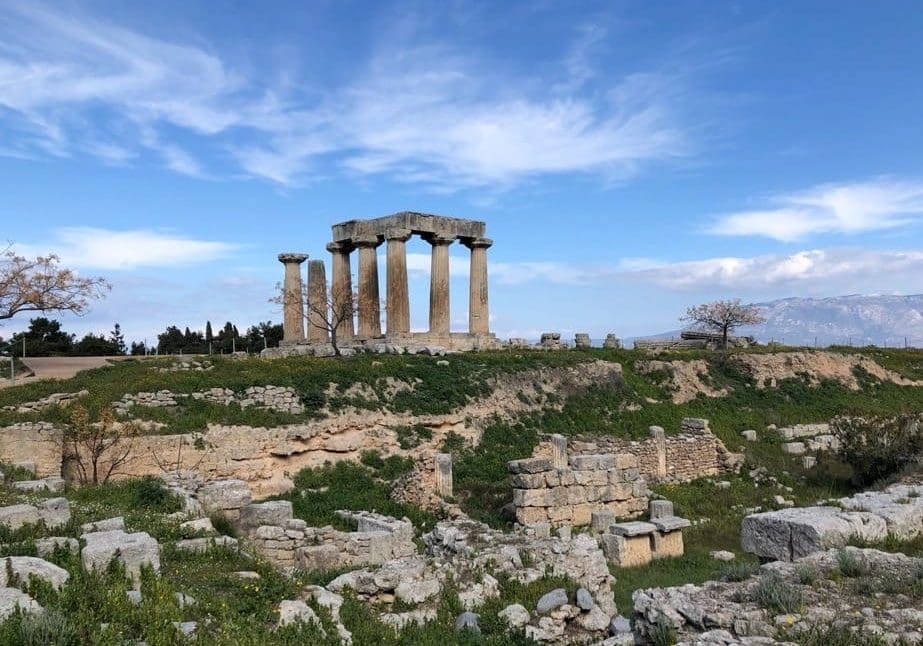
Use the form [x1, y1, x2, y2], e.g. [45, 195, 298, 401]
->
[0, 556, 69, 591]
[576, 587, 595, 610]
[35, 537, 79, 557]
[741, 506, 887, 561]
[395, 577, 441, 604]
[81, 517, 124, 533]
[454, 611, 480, 633]
[174, 536, 238, 554]
[536, 588, 569, 614]
[0, 504, 40, 530]
[81, 530, 161, 584]
[277, 600, 321, 628]
[179, 517, 215, 536]
[0, 587, 42, 620]
[38, 498, 71, 529]
[838, 485, 923, 539]
[499, 603, 530, 628]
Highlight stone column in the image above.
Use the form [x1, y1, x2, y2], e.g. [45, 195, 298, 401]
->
[354, 235, 383, 339]
[278, 253, 307, 342]
[649, 426, 667, 480]
[326, 242, 355, 341]
[464, 237, 492, 336]
[306, 260, 329, 343]
[426, 234, 454, 339]
[550, 434, 568, 469]
[385, 228, 412, 337]
[435, 453, 453, 498]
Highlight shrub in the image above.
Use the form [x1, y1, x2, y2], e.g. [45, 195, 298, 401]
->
[648, 615, 677, 646]
[752, 574, 802, 614]
[720, 561, 759, 582]
[832, 414, 923, 485]
[129, 476, 182, 513]
[836, 549, 868, 578]
[795, 564, 818, 585]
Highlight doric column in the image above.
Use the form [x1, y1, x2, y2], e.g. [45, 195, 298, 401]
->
[354, 235, 383, 338]
[385, 228, 412, 337]
[464, 237, 492, 336]
[426, 234, 454, 338]
[326, 242, 355, 340]
[306, 260, 329, 343]
[278, 253, 307, 342]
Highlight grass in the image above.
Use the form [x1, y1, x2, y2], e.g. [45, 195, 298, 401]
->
[752, 574, 802, 614]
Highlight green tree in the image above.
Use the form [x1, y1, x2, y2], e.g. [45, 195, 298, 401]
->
[12, 317, 75, 356]
[109, 323, 126, 354]
[73, 332, 120, 356]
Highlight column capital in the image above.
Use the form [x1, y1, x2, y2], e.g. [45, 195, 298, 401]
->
[352, 234, 383, 248]
[384, 227, 412, 242]
[326, 241, 353, 254]
[278, 252, 308, 264]
[423, 233, 455, 246]
[462, 237, 493, 250]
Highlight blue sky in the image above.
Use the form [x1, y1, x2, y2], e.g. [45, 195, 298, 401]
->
[2, 0, 923, 343]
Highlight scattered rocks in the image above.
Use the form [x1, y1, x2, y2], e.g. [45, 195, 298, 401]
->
[710, 550, 736, 562]
[277, 600, 322, 629]
[575, 587, 595, 611]
[174, 536, 238, 554]
[454, 611, 480, 633]
[536, 588, 569, 614]
[741, 430, 758, 442]
[499, 604, 530, 628]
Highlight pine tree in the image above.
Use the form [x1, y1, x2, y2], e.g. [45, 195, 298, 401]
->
[110, 323, 126, 355]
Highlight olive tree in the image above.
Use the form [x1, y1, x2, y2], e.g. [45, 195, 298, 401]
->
[681, 299, 765, 348]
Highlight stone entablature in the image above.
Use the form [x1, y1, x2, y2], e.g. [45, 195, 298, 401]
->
[240, 502, 415, 572]
[535, 418, 743, 484]
[508, 451, 649, 528]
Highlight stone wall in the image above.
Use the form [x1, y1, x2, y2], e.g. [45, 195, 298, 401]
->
[508, 453, 649, 528]
[241, 502, 415, 572]
[0, 423, 63, 478]
[113, 385, 304, 415]
[535, 418, 742, 485]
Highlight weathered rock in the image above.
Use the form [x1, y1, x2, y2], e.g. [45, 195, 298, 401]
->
[395, 577, 441, 604]
[277, 600, 321, 628]
[179, 517, 215, 536]
[576, 587, 595, 611]
[741, 430, 758, 442]
[0, 556, 69, 591]
[499, 603, 530, 628]
[536, 588, 569, 614]
[0, 504, 40, 530]
[81, 530, 161, 584]
[38, 497, 70, 529]
[238, 501, 293, 530]
[741, 506, 887, 561]
[197, 479, 252, 515]
[609, 614, 631, 634]
[35, 537, 79, 557]
[710, 550, 736, 562]
[0, 587, 42, 620]
[81, 517, 124, 533]
[649, 499, 675, 519]
[174, 536, 238, 554]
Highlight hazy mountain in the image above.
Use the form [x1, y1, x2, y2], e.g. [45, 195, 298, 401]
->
[634, 294, 923, 348]
[741, 294, 923, 347]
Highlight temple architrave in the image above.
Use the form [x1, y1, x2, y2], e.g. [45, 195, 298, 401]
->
[277, 212, 496, 353]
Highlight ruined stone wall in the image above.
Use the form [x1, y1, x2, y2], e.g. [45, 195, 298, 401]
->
[242, 504, 415, 572]
[508, 454, 649, 528]
[535, 418, 742, 485]
[0, 423, 63, 478]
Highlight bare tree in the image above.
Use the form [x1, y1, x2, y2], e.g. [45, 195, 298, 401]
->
[270, 281, 358, 357]
[681, 299, 765, 349]
[0, 246, 110, 321]
[64, 405, 136, 485]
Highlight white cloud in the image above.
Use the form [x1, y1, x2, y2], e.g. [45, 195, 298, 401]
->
[710, 178, 923, 241]
[15, 228, 239, 270]
[0, 3, 691, 190]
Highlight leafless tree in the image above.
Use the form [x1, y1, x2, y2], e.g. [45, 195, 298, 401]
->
[681, 298, 766, 349]
[0, 246, 110, 321]
[64, 405, 136, 485]
[271, 281, 358, 357]
[149, 434, 212, 474]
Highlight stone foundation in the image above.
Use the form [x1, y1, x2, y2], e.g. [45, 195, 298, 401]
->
[508, 452, 649, 528]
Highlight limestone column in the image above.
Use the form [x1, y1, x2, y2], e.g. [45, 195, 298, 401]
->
[354, 235, 383, 338]
[385, 228, 412, 337]
[426, 234, 454, 339]
[306, 260, 329, 343]
[435, 453, 453, 498]
[464, 237, 492, 336]
[326, 242, 355, 340]
[550, 434, 568, 469]
[277, 253, 307, 342]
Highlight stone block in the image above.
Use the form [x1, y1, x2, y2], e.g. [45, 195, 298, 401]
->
[515, 507, 548, 526]
[781, 442, 806, 455]
[81, 517, 124, 534]
[37, 498, 70, 529]
[35, 537, 79, 557]
[591, 510, 616, 534]
[681, 417, 708, 430]
[544, 470, 560, 487]
[741, 506, 887, 561]
[513, 488, 551, 507]
[175, 536, 238, 554]
[547, 505, 573, 524]
[507, 458, 552, 475]
[197, 479, 252, 514]
[651, 530, 684, 559]
[609, 521, 656, 537]
[614, 454, 639, 469]
[511, 473, 545, 489]
[238, 501, 293, 529]
[571, 503, 593, 526]
[81, 530, 161, 584]
[741, 430, 758, 442]
[566, 486, 588, 505]
[0, 505, 40, 531]
[0, 588, 42, 620]
[651, 516, 690, 532]
[601, 533, 652, 568]
[296, 544, 341, 571]
[649, 499, 674, 519]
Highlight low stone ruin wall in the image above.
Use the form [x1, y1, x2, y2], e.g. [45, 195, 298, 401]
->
[536, 418, 743, 484]
[239, 501, 415, 572]
[2, 390, 89, 414]
[114, 385, 304, 415]
[0, 423, 63, 478]
[508, 451, 649, 528]
[774, 422, 840, 455]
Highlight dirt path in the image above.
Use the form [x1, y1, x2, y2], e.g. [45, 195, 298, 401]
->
[0, 356, 129, 388]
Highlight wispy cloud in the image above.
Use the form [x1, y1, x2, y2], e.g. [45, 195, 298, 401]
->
[14, 228, 239, 270]
[0, 3, 693, 190]
[709, 178, 923, 241]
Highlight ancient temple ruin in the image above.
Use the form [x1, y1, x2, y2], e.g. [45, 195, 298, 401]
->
[277, 212, 496, 353]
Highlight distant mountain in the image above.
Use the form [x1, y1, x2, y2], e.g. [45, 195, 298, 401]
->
[741, 294, 923, 347]
[635, 294, 923, 348]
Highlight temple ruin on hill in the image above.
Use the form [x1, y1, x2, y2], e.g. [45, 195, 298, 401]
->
[276, 212, 497, 353]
